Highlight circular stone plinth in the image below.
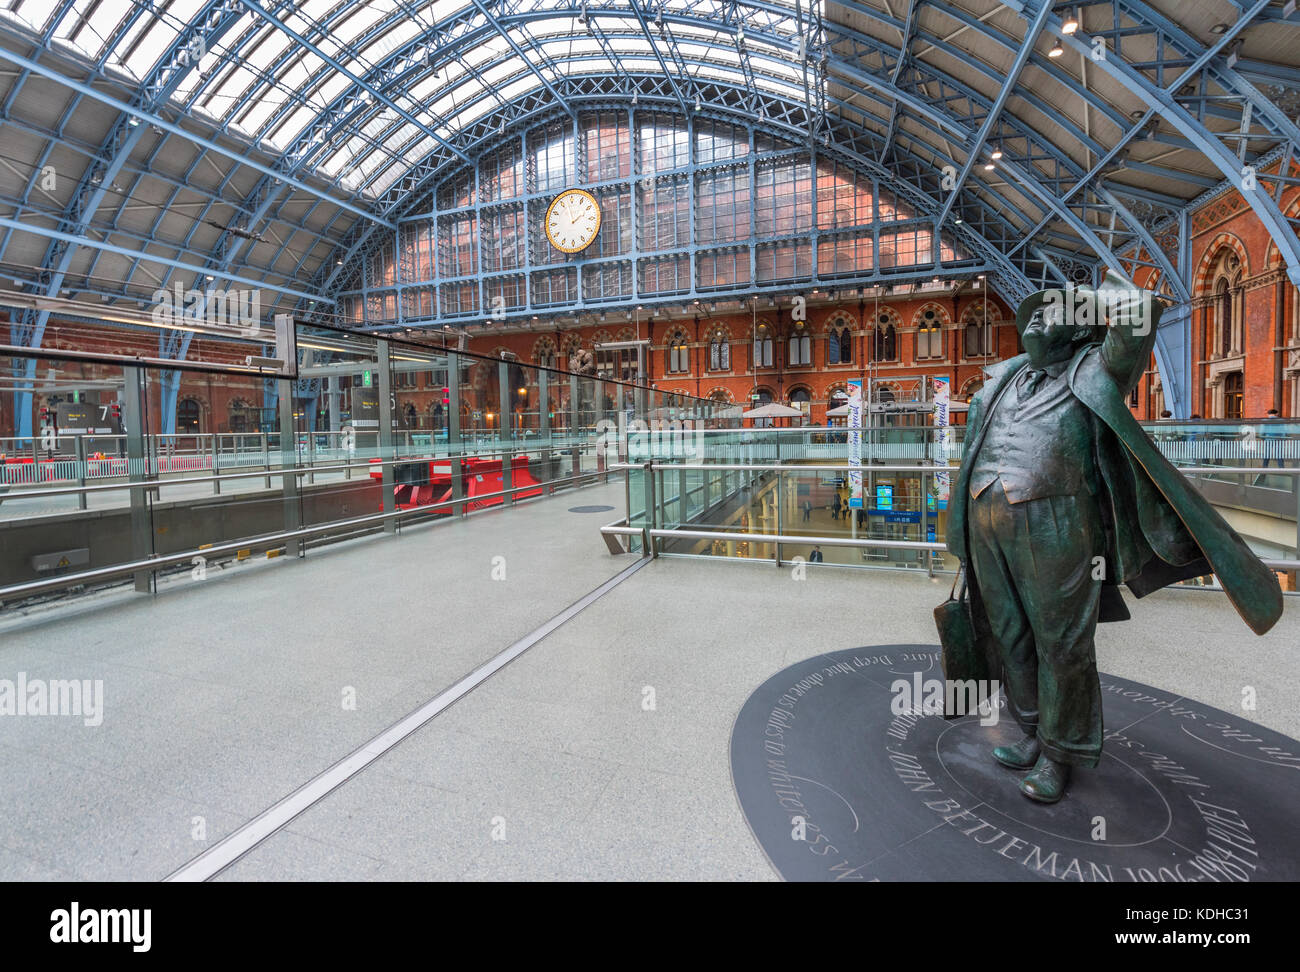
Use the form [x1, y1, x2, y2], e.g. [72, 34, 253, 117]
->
[730, 645, 1300, 882]
[567, 505, 615, 513]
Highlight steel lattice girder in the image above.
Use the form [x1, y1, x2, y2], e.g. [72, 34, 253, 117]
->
[2, 0, 1298, 424]
[292, 80, 1038, 316]
[221, 0, 1214, 305]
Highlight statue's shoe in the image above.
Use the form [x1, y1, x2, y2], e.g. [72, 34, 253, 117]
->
[992, 734, 1040, 769]
[1019, 754, 1072, 804]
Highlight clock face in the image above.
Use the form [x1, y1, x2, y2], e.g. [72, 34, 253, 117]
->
[544, 189, 602, 253]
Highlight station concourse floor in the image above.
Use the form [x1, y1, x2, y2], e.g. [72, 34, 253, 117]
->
[0, 477, 1297, 881]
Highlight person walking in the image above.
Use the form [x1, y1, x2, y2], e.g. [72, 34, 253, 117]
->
[1261, 408, 1284, 469]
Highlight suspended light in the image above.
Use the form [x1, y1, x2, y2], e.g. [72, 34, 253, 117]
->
[990, 148, 1002, 160]
[694, 95, 702, 112]
[1048, 42, 1064, 57]
[983, 162, 995, 171]
[953, 217, 963, 225]
[127, 116, 140, 128]
[736, 23, 745, 45]
[1061, 10, 1080, 34]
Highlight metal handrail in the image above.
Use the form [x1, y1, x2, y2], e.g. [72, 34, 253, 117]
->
[0, 466, 607, 603]
[611, 462, 955, 473]
[614, 461, 1299, 476]
[647, 527, 945, 551]
[608, 458, 1300, 576]
[0, 442, 600, 502]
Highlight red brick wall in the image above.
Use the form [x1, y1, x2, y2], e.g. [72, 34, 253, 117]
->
[461, 292, 1017, 425]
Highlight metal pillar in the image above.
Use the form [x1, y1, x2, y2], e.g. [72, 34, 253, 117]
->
[448, 352, 465, 517]
[498, 360, 513, 507]
[277, 376, 303, 557]
[377, 339, 396, 533]
[538, 368, 552, 491]
[121, 365, 153, 593]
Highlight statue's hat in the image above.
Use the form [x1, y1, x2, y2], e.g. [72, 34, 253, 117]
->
[1013, 272, 1159, 343]
[1014, 285, 1108, 343]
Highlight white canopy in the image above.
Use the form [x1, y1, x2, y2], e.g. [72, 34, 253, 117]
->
[742, 402, 805, 418]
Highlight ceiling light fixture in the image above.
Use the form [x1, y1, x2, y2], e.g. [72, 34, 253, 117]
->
[1061, 10, 1080, 34]
[991, 148, 1003, 160]
[1048, 42, 1064, 58]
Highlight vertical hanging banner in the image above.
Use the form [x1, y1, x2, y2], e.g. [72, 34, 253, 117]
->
[847, 378, 863, 508]
[932, 375, 951, 505]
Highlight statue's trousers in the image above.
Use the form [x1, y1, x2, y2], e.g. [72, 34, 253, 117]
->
[968, 479, 1106, 767]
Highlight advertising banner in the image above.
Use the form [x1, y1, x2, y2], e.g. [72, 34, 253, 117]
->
[847, 379, 863, 508]
[932, 375, 951, 503]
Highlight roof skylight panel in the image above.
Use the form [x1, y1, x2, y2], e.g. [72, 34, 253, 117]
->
[232, 90, 289, 140]
[122, 20, 181, 79]
[327, 3, 390, 51]
[0, 0, 54, 34]
[363, 18, 421, 62]
[267, 103, 321, 150]
[78, 0, 135, 61]
[478, 56, 523, 89]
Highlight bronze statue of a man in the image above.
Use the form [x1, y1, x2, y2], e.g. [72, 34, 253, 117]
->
[945, 272, 1282, 804]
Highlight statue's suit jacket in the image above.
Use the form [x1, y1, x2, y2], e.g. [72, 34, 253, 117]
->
[947, 310, 1282, 638]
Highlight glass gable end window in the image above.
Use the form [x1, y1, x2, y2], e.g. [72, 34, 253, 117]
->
[343, 112, 970, 326]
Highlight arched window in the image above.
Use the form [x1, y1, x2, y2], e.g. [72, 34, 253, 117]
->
[177, 399, 201, 434]
[874, 314, 897, 361]
[227, 398, 252, 434]
[963, 306, 993, 358]
[708, 328, 730, 371]
[533, 337, 557, 369]
[1216, 278, 1233, 357]
[667, 331, 690, 373]
[1208, 248, 1243, 357]
[754, 324, 774, 367]
[916, 307, 944, 359]
[789, 387, 811, 425]
[788, 322, 811, 366]
[828, 322, 853, 365]
[752, 387, 775, 427]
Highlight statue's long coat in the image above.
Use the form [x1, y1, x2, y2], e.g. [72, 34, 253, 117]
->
[947, 324, 1282, 640]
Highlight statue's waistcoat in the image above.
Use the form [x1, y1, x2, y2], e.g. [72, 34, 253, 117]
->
[967, 371, 1098, 504]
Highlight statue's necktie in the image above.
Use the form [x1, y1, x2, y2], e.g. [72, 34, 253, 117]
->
[1020, 367, 1049, 397]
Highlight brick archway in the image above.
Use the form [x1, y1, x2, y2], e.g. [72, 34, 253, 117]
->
[1194, 233, 1250, 294]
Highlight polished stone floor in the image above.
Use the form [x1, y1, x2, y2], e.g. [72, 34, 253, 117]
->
[0, 476, 1296, 880]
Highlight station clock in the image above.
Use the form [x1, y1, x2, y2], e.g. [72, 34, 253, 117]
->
[543, 188, 602, 253]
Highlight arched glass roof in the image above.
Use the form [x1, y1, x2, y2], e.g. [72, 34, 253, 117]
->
[1, 0, 1298, 411]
